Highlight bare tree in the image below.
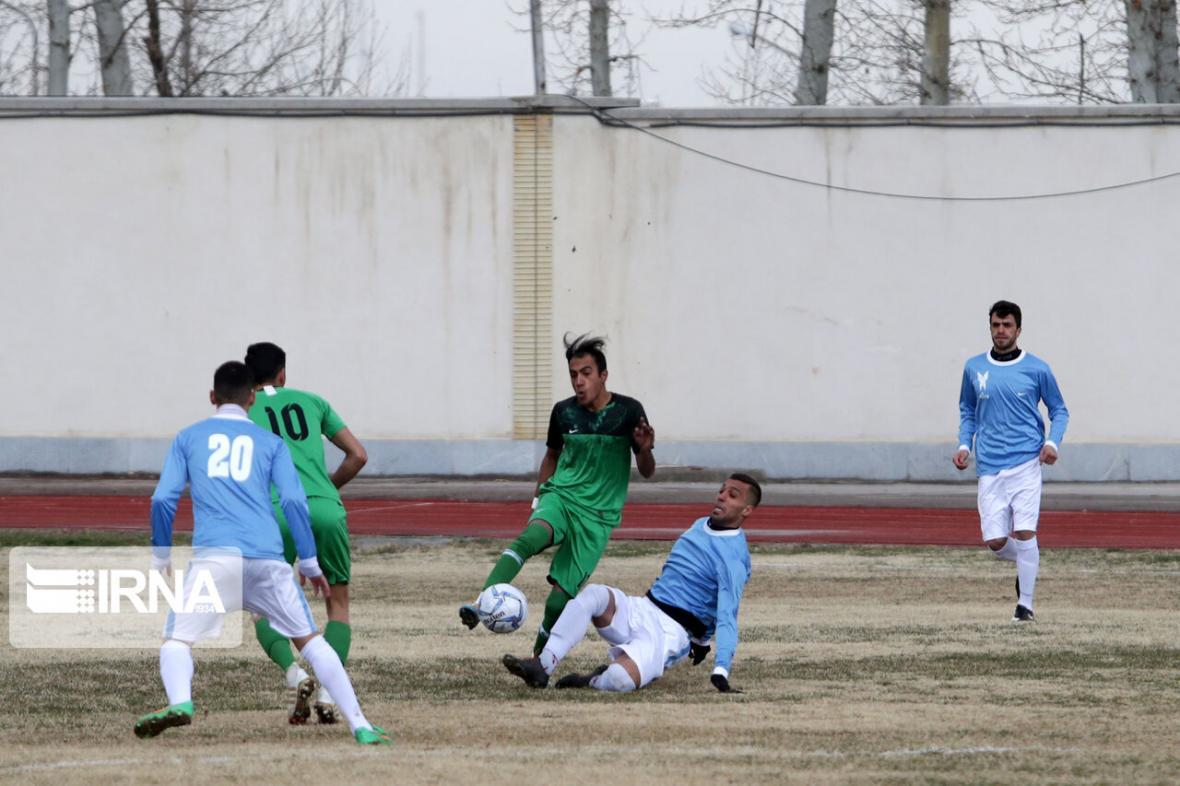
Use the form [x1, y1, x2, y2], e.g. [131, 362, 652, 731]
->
[47, 0, 67, 94]
[94, 0, 132, 94]
[795, 0, 837, 104]
[513, 0, 645, 97]
[0, 0, 40, 94]
[921, 0, 950, 103]
[0, 0, 405, 96]
[589, 0, 610, 95]
[1124, 0, 1180, 101]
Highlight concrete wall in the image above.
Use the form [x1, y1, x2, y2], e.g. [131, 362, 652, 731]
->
[1, 98, 1176, 480]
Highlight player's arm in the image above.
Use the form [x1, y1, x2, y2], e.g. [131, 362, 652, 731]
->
[535, 405, 564, 497]
[1039, 368, 1070, 465]
[149, 436, 187, 570]
[709, 561, 749, 694]
[632, 407, 656, 478]
[271, 442, 328, 594]
[536, 448, 560, 494]
[953, 367, 977, 470]
[327, 426, 367, 489]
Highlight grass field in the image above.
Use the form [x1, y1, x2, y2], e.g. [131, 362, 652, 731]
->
[3, 530, 1180, 784]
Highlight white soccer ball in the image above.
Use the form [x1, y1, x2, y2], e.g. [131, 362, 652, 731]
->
[477, 583, 528, 633]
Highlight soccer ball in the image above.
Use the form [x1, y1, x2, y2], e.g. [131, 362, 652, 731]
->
[476, 583, 528, 633]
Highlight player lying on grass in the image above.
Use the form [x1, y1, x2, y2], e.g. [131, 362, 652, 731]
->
[502, 473, 758, 693]
[136, 361, 389, 746]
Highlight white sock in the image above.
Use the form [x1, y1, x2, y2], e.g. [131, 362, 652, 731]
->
[300, 635, 370, 733]
[539, 584, 611, 675]
[589, 662, 637, 693]
[1015, 536, 1039, 609]
[160, 640, 193, 706]
[285, 662, 310, 690]
[991, 537, 1018, 562]
[318, 684, 335, 705]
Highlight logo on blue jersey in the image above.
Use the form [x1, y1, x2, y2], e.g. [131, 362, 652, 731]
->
[976, 371, 989, 391]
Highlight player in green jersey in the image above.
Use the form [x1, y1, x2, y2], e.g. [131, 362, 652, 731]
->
[460, 333, 656, 654]
[244, 342, 368, 725]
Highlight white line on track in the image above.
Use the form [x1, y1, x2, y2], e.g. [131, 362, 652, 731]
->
[346, 501, 436, 515]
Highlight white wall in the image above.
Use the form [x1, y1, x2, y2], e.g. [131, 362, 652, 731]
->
[1, 110, 516, 442]
[551, 114, 1179, 446]
[1, 99, 1175, 479]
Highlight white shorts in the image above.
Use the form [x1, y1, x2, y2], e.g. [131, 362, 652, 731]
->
[164, 557, 317, 643]
[977, 457, 1043, 541]
[598, 588, 691, 688]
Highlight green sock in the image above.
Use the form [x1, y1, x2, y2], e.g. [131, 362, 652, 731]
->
[324, 620, 352, 665]
[484, 521, 553, 589]
[254, 618, 295, 671]
[532, 586, 571, 656]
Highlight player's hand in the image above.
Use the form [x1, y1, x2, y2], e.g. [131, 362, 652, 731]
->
[150, 553, 172, 578]
[1040, 444, 1058, 465]
[711, 673, 742, 693]
[690, 642, 711, 665]
[307, 574, 331, 598]
[952, 449, 970, 471]
[633, 417, 655, 451]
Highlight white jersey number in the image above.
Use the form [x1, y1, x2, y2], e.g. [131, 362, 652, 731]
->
[207, 434, 254, 481]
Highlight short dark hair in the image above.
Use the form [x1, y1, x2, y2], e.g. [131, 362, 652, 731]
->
[729, 472, 762, 507]
[213, 361, 255, 406]
[244, 342, 286, 383]
[989, 300, 1022, 328]
[563, 332, 607, 373]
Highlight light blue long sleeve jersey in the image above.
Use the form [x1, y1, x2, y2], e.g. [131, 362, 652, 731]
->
[151, 405, 316, 561]
[958, 351, 1069, 477]
[648, 517, 751, 673]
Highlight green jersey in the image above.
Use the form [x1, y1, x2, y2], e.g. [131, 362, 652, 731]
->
[539, 393, 648, 526]
[249, 385, 346, 502]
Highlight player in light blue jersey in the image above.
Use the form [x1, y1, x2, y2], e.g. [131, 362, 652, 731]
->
[135, 361, 389, 746]
[954, 301, 1069, 623]
[502, 473, 758, 693]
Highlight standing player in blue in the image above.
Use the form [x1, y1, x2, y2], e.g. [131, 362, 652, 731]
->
[135, 361, 389, 745]
[954, 301, 1069, 623]
[502, 473, 758, 693]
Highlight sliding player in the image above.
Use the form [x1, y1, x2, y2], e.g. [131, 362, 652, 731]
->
[502, 473, 758, 694]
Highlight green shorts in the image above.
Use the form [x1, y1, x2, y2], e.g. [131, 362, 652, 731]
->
[532, 493, 614, 597]
[274, 497, 351, 585]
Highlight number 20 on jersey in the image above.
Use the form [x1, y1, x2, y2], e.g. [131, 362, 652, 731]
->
[207, 434, 254, 481]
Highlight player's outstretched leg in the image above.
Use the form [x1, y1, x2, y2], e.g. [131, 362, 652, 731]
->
[135, 640, 195, 739]
[502, 653, 550, 688]
[297, 635, 390, 745]
[533, 585, 574, 655]
[460, 520, 553, 629]
[555, 664, 608, 689]
[588, 661, 639, 693]
[506, 584, 612, 689]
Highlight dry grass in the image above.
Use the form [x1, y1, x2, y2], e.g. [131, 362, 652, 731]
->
[3, 533, 1180, 784]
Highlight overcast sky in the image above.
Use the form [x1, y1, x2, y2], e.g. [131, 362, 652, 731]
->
[376, 1, 731, 106]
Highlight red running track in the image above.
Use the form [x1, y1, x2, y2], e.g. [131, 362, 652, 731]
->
[1, 495, 1179, 548]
